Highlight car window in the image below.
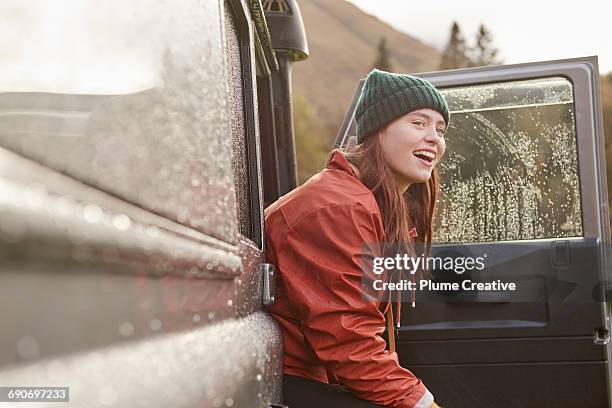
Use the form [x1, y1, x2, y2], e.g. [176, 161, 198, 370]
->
[434, 77, 583, 243]
[0, 0, 240, 245]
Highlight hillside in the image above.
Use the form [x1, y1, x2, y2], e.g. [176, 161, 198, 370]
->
[292, 0, 441, 129]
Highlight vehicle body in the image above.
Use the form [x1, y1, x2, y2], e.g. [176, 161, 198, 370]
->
[0, 0, 304, 406]
[0, 1, 610, 407]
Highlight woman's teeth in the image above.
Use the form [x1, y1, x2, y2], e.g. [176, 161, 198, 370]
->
[414, 150, 435, 162]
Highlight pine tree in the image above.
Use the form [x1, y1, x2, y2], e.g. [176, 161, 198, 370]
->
[372, 38, 393, 72]
[470, 24, 501, 67]
[439, 22, 471, 70]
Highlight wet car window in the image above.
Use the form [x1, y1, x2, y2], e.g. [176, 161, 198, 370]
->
[0, 0, 240, 244]
[433, 77, 583, 243]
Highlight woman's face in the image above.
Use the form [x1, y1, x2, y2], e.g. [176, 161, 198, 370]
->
[379, 108, 446, 191]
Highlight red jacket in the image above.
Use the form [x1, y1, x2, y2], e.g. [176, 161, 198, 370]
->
[264, 149, 434, 408]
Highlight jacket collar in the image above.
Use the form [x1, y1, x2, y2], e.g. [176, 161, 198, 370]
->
[326, 149, 359, 179]
[327, 149, 419, 240]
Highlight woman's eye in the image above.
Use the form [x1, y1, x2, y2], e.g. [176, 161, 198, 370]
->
[437, 129, 445, 136]
[413, 121, 425, 127]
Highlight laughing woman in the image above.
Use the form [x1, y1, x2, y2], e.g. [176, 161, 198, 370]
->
[265, 69, 449, 408]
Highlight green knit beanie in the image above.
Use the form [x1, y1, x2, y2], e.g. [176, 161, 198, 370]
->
[355, 69, 450, 143]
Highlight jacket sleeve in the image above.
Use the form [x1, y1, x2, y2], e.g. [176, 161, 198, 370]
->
[278, 203, 434, 408]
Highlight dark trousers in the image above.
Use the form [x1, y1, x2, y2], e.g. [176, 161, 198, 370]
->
[283, 374, 385, 408]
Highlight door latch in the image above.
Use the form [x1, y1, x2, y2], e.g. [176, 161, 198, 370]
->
[551, 240, 571, 267]
[593, 328, 610, 345]
[262, 263, 276, 306]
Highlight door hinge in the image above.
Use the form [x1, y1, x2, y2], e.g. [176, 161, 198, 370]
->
[593, 328, 610, 345]
[262, 263, 276, 306]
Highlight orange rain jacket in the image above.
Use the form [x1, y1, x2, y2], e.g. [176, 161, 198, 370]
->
[264, 149, 434, 408]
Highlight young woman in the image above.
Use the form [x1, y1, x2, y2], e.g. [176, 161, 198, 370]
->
[265, 69, 449, 408]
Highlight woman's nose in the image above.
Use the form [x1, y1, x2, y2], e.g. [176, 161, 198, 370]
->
[424, 126, 442, 142]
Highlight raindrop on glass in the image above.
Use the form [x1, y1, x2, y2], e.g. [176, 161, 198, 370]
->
[118, 322, 135, 337]
[112, 214, 132, 231]
[150, 318, 162, 331]
[146, 226, 160, 237]
[17, 335, 40, 359]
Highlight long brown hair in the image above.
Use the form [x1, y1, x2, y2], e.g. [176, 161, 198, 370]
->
[342, 132, 440, 260]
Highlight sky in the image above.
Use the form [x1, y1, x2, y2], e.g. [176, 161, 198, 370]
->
[0, 0, 193, 93]
[347, 0, 612, 74]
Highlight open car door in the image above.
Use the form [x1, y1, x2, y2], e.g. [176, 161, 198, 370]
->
[336, 56, 612, 408]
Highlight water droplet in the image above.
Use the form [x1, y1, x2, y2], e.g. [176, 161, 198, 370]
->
[119, 322, 135, 337]
[17, 336, 40, 359]
[225, 398, 234, 407]
[112, 214, 131, 231]
[177, 207, 190, 223]
[83, 204, 103, 223]
[227, 299, 233, 307]
[256, 374, 262, 381]
[193, 314, 201, 323]
[146, 226, 160, 237]
[150, 318, 162, 331]
[208, 312, 215, 320]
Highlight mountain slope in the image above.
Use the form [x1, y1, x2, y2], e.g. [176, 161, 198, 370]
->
[292, 0, 442, 131]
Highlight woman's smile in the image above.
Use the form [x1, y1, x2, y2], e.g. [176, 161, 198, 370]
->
[413, 149, 436, 167]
